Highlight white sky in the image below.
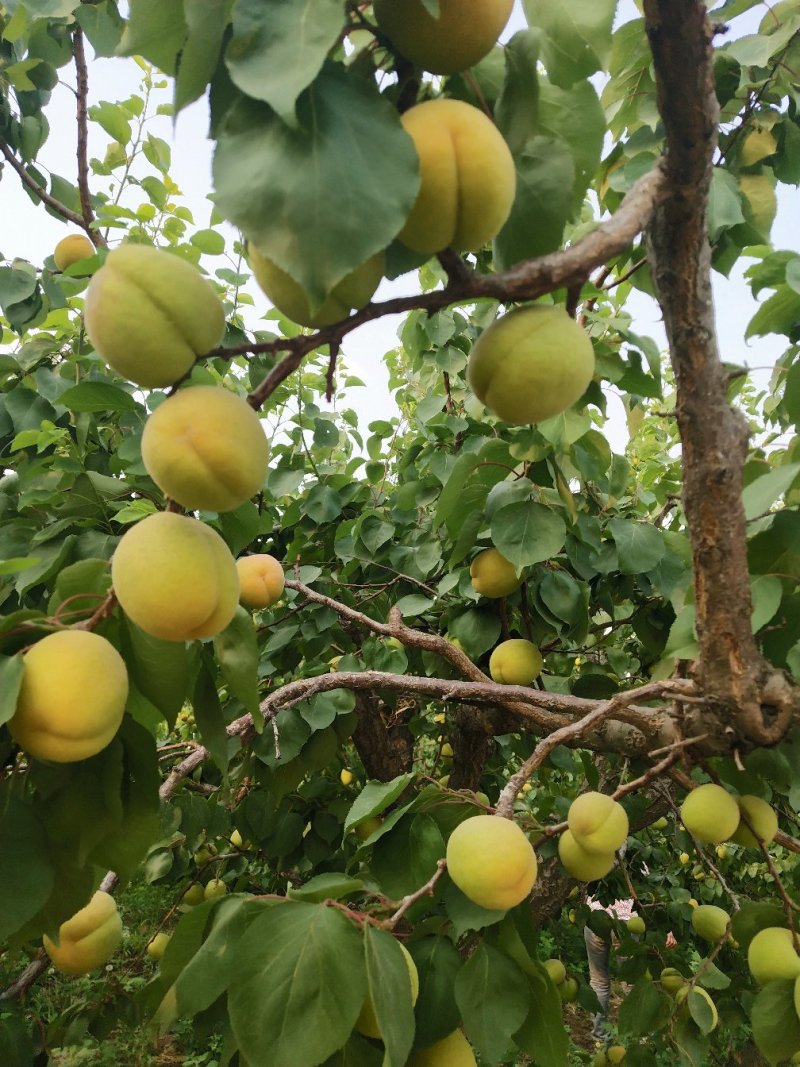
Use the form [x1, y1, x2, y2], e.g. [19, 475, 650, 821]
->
[1, 1, 797, 456]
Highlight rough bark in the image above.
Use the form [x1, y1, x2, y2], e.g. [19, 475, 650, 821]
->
[352, 692, 414, 781]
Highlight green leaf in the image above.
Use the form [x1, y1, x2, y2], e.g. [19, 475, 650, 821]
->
[176, 0, 230, 112]
[708, 169, 746, 240]
[122, 620, 194, 726]
[0, 265, 37, 310]
[190, 228, 226, 255]
[175, 896, 262, 1016]
[443, 881, 507, 938]
[228, 902, 367, 1067]
[447, 609, 501, 659]
[213, 606, 260, 717]
[523, 0, 616, 87]
[0, 788, 55, 941]
[490, 500, 567, 570]
[344, 774, 414, 834]
[751, 574, 783, 633]
[362, 925, 416, 1067]
[118, 0, 187, 74]
[743, 462, 800, 519]
[494, 137, 575, 268]
[746, 285, 800, 340]
[213, 65, 419, 310]
[751, 979, 800, 1064]
[513, 970, 569, 1067]
[226, 0, 344, 123]
[609, 518, 665, 574]
[88, 101, 132, 144]
[287, 873, 365, 903]
[618, 980, 672, 1038]
[408, 937, 463, 1048]
[455, 944, 530, 1063]
[731, 903, 786, 951]
[58, 381, 139, 413]
[537, 77, 605, 207]
[495, 29, 540, 157]
[193, 655, 232, 768]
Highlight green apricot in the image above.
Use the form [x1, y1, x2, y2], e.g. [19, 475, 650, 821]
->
[691, 905, 730, 943]
[679, 783, 740, 844]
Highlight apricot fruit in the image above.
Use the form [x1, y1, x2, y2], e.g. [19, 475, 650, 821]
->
[748, 927, 800, 984]
[9, 630, 128, 763]
[559, 977, 579, 1002]
[355, 941, 418, 1039]
[567, 792, 629, 856]
[373, 0, 513, 74]
[692, 905, 730, 943]
[204, 878, 228, 900]
[730, 795, 778, 848]
[340, 768, 354, 786]
[141, 387, 269, 512]
[112, 512, 239, 642]
[557, 830, 615, 882]
[446, 814, 537, 910]
[607, 1047, 627, 1065]
[398, 99, 515, 254]
[544, 958, 566, 985]
[489, 639, 543, 685]
[679, 783, 740, 844]
[54, 233, 96, 271]
[43, 891, 122, 975]
[84, 243, 225, 388]
[181, 884, 205, 907]
[146, 931, 171, 960]
[469, 547, 520, 598]
[236, 554, 285, 610]
[468, 305, 595, 425]
[409, 1029, 477, 1067]
[660, 967, 686, 994]
[627, 916, 646, 936]
[248, 244, 384, 327]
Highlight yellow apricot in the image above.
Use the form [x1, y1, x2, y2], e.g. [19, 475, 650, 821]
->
[446, 814, 537, 910]
[730, 795, 778, 848]
[468, 305, 595, 425]
[355, 941, 419, 1039]
[9, 630, 128, 763]
[248, 245, 384, 327]
[691, 905, 730, 943]
[489, 639, 543, 685]
[146, 931, 171, 960]
[748, 927, 800, 984]
[236, 554, 285, 609]
[409, 1029, 477, 1067]
[111, 512, 239, 641]
[398, 99, 515, 254]
[374, 0, 513, 74]
[84, 244, 225, 388]
[557, 830, 615, 882]
[544, 958, 567, 985]
[43, 891, 122, 975]
[469, 548, 520, 598]
[141, 387, 269, 512]
[340, 768, 355, 786]
[567, 792, 629, 856]
[607, 1046, 627, 1064]
[680, 784, 740, 844]
[204, 878, 228, 900]
[54, 233, 96, 271]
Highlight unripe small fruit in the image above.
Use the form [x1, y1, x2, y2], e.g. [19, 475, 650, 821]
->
[748, 927, 800, 984]
[409, 1029, 477, 1067]
[141, 387, 269, 512]
[340, 769, 355, 786]
[468, 306, 595, 425]
[522, 782, 533, 793]
[9, 630, 128, 763]
[679, 852, 690, 865]
[680, 784, 740, 844]
[85, 244, 225, 388]
[204, 878, 228, 901]
[716, 845, 728, 860]
[54, 233, 95, 271]
[652, 816, 669, 830]
[592, 1053, 608, 1067]
[446, 814, 537, 910]
[43, 892, 122, 975]
[469, 548, 520, 598]
[567, 792, 629, 856]
[692, 905, 730, 943]
[627, 916, 646, 936]
[248, 245, 384, 327]
[398, 99, 515, 254]
[146, 931, 171, 960]
[181, 884, 205, 907]
[558, 830, 615, 882]
[559, 977, 578, 1002]
[355, 941, 418, 1039]
[489, 639, 543, 685]
[354, 817, 383, 841]
[374, 0, 513, 74]
[607, 1047, 626, 1065]
[660, 967, 686, 994]
[112, 512, 239, 642]
[193, 846, 215, 867]
[543, 958, 566, 985]
[730, 795, 778, 848]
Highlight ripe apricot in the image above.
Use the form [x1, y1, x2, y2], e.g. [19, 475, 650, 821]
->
[236, 554, 285, 609]
[446, 814, 537, 910]
[9, 630, 128, 763]
[112, 512, 239, 641]
[141, 387, 269, 512]
[567, 792, 629, 856]
[43, 891, 123, 975]
[469, 548, 520, 598]
[398, 99, 515, 254]
[557, 830, 615, 882]
[730, 794, 778, 848]
[409, 1029, 477, 1066]
[248, 245, 384, 327]
[374, 0, 513, 74]
[54, 233, 96, 271]
[489, 639, 543, 685]
[468, 305, 595, 425]
[680, 783, 740, 844]
[84, 244, 225, 388]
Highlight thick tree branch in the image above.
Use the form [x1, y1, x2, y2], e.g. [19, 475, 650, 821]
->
[643, 0, 796, 744]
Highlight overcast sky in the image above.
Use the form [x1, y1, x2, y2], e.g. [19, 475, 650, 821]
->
[1, 1, 796, 455]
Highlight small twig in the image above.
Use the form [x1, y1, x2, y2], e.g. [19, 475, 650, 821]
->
[72, 25, 103, 244]
[0, 139, 90, 232]
[382, 860, 447, 930]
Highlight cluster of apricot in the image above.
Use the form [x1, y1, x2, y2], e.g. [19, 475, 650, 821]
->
[558, 793, 630, 881]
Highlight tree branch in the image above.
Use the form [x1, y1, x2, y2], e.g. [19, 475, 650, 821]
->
[72, 25, 103, 246]
[0, 139, 90, 232]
